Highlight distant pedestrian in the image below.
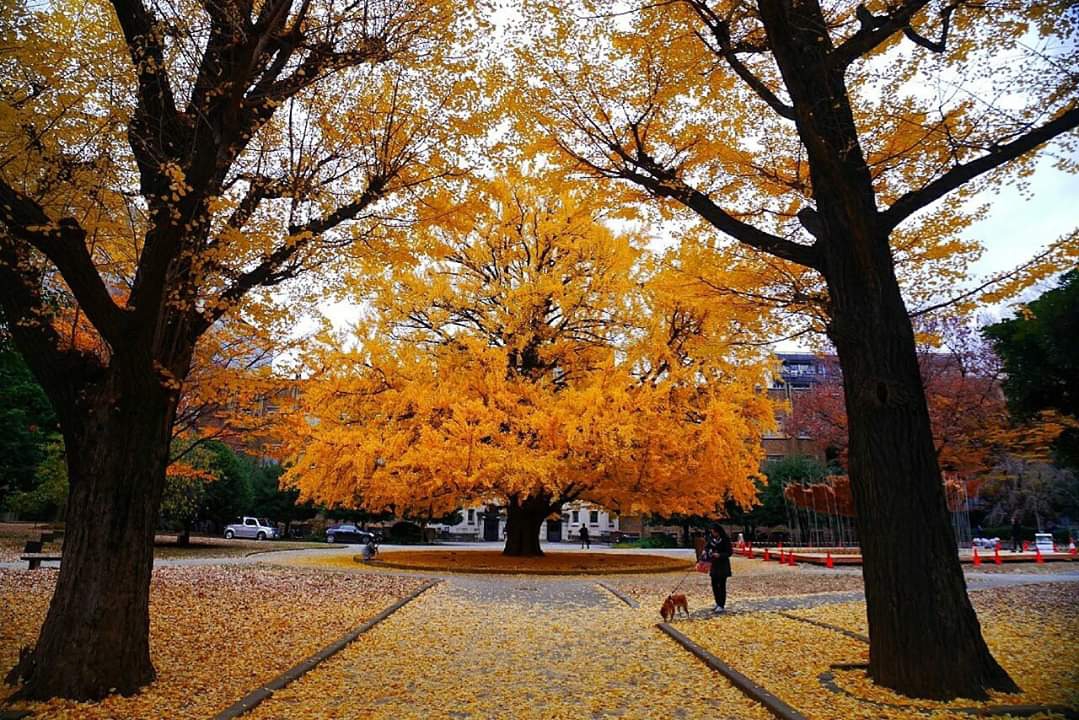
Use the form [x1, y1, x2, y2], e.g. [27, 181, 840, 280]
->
[704, 524, 734, 613]
[1011, 513, 1022, 553]
[579, 526, 590, 549]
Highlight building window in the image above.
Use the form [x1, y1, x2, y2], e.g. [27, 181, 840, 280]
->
[589, 510, 599, 524]
[467, 509, 474, 524]
[571, 510, 579, 523]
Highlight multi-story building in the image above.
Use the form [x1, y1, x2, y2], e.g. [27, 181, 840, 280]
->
[762, 352, 835, 463]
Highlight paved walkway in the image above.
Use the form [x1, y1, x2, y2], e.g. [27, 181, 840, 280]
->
[244, 573, 775, 720]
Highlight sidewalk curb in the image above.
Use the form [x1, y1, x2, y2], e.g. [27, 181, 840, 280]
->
[211, 579, 440, 720]
[657, 622, 807, 720]
[596, 582, 639, 608]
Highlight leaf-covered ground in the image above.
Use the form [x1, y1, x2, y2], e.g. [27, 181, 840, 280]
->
[2, 554, 1074, 719]
[151, 535, 328, 559]
[606, 556, 866, 609]
[678, 582, 1079, 719]
[0, 523, 328, 562]
[0, 566, 424, 719]
[246, 577, 774, 720]
[0, 523, 62, 562]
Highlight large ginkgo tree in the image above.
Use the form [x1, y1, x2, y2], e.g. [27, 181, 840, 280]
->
[283, 172, 778, 555]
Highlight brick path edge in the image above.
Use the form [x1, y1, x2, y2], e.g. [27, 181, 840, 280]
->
[210, 579, 441, 720]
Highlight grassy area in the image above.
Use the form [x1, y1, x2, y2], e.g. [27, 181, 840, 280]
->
[151, 535, 327, 559]
[0, 523, 327, 562]
[304, 549, 694, 575]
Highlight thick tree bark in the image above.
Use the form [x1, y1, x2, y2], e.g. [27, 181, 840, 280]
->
[755, 0, 1019, 699]
[11, 369, 176, 700]
[825, 243, 1018, 699]
[502, 495, 551, 556]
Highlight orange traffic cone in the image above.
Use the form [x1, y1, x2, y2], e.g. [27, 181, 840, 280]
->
[1069, 541, 1077, 557]
[788, 551, 797, 567]
[994, 546, 1002, 565]
[764, 548, 771, 562]
[825, 552, 834, 569]
[1035, 547, 1044, 564]
[972, 547, 981, 567]
[747, 546, 754, 559]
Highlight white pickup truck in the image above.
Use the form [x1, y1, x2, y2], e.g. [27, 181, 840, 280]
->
[223, 517, 279, 540]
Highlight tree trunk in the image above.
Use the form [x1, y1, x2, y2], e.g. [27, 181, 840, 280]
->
[13, 372, 175, 700]
[754, 0, 1019, 698]
[502, 495, 550, 556]
[825, 244, 1019, 699]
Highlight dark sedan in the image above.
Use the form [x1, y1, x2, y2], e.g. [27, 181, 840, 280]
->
[325, 524, 376, 544]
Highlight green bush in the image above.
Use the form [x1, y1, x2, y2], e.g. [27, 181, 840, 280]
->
[4, 437, 67, 521]
[613, 534, 678, 549]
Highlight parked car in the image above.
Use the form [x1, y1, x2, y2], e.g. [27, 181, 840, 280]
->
[325, 524, 376, 544]
[972, 537, 1001, 550]
[224, 517, 279, 540]
[1033, 533, 1055, 554]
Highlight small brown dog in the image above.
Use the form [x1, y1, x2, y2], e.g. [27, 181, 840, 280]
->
[660, 593, 689, 622]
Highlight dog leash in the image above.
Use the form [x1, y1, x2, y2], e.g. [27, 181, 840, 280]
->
[667, 565, 695, 597]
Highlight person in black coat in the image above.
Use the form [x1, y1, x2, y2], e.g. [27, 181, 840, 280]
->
[1011, 513, 1023, 553]
[704, 524, 733, 613]
[579, 525, 590, 549]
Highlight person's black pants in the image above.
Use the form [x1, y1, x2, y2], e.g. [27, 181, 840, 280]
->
[710, 574, 727, 607]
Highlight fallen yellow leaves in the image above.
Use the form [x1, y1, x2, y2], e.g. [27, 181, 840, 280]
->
[0, 566, 425, 719]
[151, 535, 328, 559]
[681, 582, 1079, 719]
[246, 581, 774, 720]
[609, 557, 864, 610]
[365, 549, 694, 574]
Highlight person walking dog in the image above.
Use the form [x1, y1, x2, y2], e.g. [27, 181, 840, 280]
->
[704, 524, 734, 613]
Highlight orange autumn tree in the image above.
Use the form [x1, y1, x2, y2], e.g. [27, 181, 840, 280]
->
[787, 315, 1009, 477]
[519, 0, 1078, 699]
[284, 173, 777, 555]
[0, 0, 476, 699]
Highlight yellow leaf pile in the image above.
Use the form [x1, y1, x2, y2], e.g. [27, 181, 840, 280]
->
[0, 566, 425, 719]
[682, 582, 1079, 719]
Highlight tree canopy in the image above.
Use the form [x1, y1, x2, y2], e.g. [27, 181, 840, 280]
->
[283, 172, 777, 552]
[984, 271, 1079, 470]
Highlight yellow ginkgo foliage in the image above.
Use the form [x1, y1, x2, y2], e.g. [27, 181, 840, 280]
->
[283, 171, 776, 555]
